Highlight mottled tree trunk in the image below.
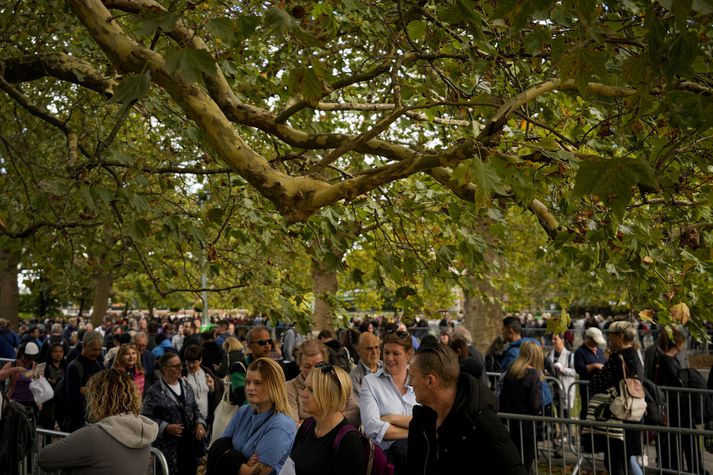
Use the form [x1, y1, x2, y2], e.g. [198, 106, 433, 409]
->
[311, 259, 338, 332]
[462, 274, 504, 354]
[0, 249, 20, 329]
[90, 272, 113, 327]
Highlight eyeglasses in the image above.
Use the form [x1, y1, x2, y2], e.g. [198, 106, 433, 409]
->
[163, 363, 182, 369]
[250, 339, 273, 346]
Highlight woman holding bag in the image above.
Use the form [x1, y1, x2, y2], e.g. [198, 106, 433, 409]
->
[214, 357, 296, 475]
[590, 321, 644, 475]
[142, 353, 207, 475]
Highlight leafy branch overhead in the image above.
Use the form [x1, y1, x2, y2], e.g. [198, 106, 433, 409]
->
[1, 0, 709, 226]
[0, 0, 712, 326]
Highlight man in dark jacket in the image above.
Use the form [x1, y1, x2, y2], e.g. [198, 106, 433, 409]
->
[407, 343, 526, 475]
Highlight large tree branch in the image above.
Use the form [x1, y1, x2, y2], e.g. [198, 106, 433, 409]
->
[0, 220, 100, 239]
[1, 54, 118, 96]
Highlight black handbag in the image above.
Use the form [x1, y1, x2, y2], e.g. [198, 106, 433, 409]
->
[206, 437, 247, 475]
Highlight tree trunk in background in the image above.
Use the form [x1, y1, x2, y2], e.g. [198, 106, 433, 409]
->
[0, 249, 20, 329]
[311, 258, 338, 332]
[91, 272, 113, 327]
[463, 274, 504, 354]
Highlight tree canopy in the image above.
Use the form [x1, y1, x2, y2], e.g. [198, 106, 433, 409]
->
[1, 0, 711, 334]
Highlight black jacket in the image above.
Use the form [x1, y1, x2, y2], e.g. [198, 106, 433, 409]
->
[407, 373, 526, 475]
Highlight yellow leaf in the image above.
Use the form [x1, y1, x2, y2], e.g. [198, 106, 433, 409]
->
[638, 309, 654, 322]
[670, 302, 690, 325]
[642, 256, 654, 265]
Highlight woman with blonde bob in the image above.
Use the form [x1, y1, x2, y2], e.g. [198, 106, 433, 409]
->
[285, 362, 366, 474]
[38, 368, 159, 474]
[220, 357, 297, 475]
[498, 341, 545, 474]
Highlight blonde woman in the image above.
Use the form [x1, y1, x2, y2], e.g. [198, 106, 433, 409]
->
[287, 362, 366, 474]
[218, 335, 245, 378]
[112, 343, 146, 395]
[498, 341, 545, 474]
[221, 357, 297, 475]
[38, 369, 158, 474]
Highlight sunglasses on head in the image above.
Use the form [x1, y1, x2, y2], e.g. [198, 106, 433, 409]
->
[251, 339, 273, 346]
[314, 361, 334, 374]
[384, 329, 409, 339]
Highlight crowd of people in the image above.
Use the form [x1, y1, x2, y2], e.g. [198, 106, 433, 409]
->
[0, 312, 710, 475]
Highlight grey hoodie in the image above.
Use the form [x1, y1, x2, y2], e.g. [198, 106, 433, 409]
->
[38, 413, 159, 474]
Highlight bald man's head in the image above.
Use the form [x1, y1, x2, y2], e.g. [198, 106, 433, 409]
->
[358, 332, 381, 371]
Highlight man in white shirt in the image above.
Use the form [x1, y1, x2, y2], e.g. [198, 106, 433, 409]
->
[350, 332, 382, 399]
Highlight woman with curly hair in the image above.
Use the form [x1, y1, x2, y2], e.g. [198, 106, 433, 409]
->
[38, 368, 159, 473]
[112, 343, 146, 396]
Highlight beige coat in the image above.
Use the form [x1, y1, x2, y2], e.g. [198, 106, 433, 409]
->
[286, 373, 361, 427]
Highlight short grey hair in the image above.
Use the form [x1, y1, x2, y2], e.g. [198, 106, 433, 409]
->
[51, 323, 62, 335]
[132, 332, 148, 344]
[82, 330, 104, 348]
[247, 326, 270, 343]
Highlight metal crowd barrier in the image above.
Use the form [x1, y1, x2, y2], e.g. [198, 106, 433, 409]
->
[499, 412, 713, 475]
[19, 427, 169, 475]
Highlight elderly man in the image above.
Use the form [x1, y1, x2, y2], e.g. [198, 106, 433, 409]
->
[245, 326, 273, 365]
[407, 344, 525, 474]
[64, 331, 105, 432]
[350, 332, 382, 399]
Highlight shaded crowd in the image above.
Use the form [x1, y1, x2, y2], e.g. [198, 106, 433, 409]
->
[0, 313, 710, 475]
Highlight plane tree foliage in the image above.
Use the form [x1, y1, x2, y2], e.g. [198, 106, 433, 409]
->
[0, 0, 712, 333]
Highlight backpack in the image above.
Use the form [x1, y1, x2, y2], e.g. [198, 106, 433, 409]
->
[641, 377, 667, 426]
[227, 361, 247, 406]
[677, 368, 713, 424]
[0, 399, 36, 474]
[329, 346, 355, 373]
[298, 417, 394, 475]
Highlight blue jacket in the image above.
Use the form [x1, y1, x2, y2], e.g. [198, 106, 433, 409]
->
[499, 337, 540, 372]
[151, 339, 173, 359]
[0, 327, 19, 359]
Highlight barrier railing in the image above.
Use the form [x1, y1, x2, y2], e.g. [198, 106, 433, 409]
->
[19, 427, 169, 475]
[499, 412, 713, 475]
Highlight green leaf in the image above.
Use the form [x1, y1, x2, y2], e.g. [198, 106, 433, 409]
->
[264, 6, 293, 37]
[135, 12, 180, 37]
[573, 157, 659, 218]
[666, 90, 705, 129]
[206, 17, 235, 42]
[165, 48, 216, 84]
[236, 14, 261, 42]
[91, 185, 114, 205]
[407, 20, 427, 41]
[302, 67, 322, 103]
[127, 219, 150, 242]
[472, 157, 506, 208]
[206, 207, 225, 224]
[524, 29, 548, 55]
[558, 47, 608, 92]
[107, 72, 151, 105]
